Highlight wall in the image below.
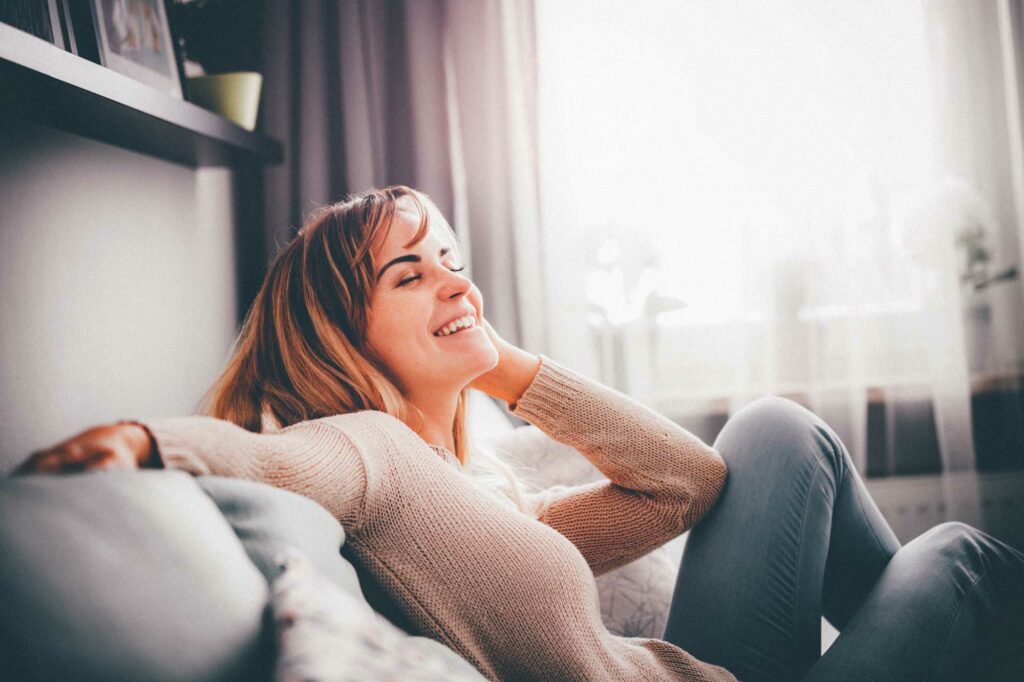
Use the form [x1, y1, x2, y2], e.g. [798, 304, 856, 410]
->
[0, 117, 239, 472]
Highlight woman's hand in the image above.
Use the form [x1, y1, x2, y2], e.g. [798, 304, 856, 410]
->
[14, 423, 159, 475]
[469, 315, 541, 407]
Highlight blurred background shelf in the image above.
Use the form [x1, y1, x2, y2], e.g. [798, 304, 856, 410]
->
[0, 23, 282, 168]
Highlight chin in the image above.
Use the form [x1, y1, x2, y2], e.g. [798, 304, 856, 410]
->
[457, 345, 499, 388]
[482, 336, 499, 359]
[469, 344, 499, 374]
[430, 336, 498, 388]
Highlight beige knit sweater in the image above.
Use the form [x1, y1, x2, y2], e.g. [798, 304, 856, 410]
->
[146, 355, 735, 681]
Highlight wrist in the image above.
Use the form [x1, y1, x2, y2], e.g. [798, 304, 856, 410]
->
[119, 421, 163, 469]
[495, 348, 541, 406]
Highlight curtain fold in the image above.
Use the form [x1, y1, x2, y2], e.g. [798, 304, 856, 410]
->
[257, 0, 546, 351]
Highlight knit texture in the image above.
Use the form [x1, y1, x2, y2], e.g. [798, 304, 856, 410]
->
[145, 355, 734, 681]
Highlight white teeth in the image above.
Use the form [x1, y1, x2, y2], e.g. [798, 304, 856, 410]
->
[434, 315, 476, 337]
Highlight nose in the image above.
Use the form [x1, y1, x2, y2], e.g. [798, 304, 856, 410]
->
[438, 266, 472, 300]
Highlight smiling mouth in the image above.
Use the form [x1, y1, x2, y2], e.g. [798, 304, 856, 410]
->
[435, 327, 476, 338]
[433, 314, 478, 337]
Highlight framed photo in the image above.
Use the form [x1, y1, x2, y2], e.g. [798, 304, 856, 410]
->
[0, 0, 67, 49]
[89, 0, 182, 98]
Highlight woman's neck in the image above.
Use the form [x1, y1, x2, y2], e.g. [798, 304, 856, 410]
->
[408, 391, 458, 453]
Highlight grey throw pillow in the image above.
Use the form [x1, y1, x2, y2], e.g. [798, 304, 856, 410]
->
[197, 476, 365, 599]
[0, 470, 271, 682]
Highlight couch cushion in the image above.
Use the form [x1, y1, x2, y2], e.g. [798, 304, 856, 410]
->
[271, 550, 486, 681]
[0, 471, 271, 682]
[466, 388, 517, 447]
[197, 476, 364, 599]
[199, 478, 480, 679]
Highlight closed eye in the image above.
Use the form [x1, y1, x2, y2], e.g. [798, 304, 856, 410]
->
[396, 265, 465, 288]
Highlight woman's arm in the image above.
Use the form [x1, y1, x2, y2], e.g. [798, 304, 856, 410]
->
[16, 414, 373, 534]
[512, 357, 727, 575]
[472, 321, 727, 575]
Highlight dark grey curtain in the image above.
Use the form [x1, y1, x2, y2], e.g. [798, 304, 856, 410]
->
[257, 0, 547, 351]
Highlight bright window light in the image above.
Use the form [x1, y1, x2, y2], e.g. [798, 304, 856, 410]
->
[537, 0, 937, 327]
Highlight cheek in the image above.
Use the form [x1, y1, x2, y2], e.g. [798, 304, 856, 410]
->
[366, 302, 427, 355]
[365, 308, 396, 355]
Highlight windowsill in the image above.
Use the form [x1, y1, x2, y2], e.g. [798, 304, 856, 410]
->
[654, 371, 1024, 415]
[656, 373, 1024, 479]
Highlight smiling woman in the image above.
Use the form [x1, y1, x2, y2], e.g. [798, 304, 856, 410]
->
[363, 192, 501, 453]
[196, 185, 525, 463]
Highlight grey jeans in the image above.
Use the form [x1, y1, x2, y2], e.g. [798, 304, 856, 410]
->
[663, 397, 1024, 681]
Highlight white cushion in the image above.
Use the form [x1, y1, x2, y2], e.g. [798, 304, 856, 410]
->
[466, 389, 517, 448]
[271, 550, 486, 681]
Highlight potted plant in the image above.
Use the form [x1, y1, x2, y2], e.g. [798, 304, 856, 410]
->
[955, 222, 1020, 374]
[956, 225, 1019, 291]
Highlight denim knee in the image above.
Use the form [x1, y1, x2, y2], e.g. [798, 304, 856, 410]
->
[914, 521, 1018, 573]
[715, 396, 845, 481]
[922, 521, 982, 545]
[910, 522, 1024, 670]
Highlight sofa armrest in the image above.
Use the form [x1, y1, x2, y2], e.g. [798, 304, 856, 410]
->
[0, 470, 271, 682]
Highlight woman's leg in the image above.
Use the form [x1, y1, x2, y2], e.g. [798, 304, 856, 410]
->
[804, 521, 1024, 681]
[661, 396, 901, 681]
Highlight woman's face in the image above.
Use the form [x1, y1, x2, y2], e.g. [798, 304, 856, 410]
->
[365, 200, 498, 399]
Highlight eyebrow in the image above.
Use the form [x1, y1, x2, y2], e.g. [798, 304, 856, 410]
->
[376, 246, 452, 281]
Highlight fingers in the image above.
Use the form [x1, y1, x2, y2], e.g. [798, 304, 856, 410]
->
[15, 423, 148, 475]
[14, 448, 68, 474]
[15, 442, 137, 475]
[37, 441, 89, 472]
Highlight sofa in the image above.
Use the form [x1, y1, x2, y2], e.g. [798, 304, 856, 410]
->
[0, 391, 686, 681]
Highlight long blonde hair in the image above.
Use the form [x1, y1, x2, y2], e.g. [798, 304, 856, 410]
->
[201, 186, 474, 464]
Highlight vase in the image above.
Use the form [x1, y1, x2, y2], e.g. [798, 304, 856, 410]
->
[186, 72, 263, 131]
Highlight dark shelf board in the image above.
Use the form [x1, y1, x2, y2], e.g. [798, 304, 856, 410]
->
[0, 23, 282, 168]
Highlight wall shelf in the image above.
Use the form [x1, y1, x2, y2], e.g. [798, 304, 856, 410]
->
[0, 24, 282, 168]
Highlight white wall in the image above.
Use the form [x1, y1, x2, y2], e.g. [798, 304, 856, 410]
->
[0, 118, 239, 471]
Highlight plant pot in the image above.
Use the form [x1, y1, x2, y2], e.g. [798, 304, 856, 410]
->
[186, 72, 263, 131]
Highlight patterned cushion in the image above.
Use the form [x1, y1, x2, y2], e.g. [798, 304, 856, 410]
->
[490, 425, 683, 639]
[271, 550, 486, 682]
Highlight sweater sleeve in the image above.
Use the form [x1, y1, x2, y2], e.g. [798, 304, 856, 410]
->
[142, 414, 370, 534]
[509, 355, 727, 576]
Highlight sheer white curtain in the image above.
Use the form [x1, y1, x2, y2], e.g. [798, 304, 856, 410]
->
[535, 0, 1024, 499]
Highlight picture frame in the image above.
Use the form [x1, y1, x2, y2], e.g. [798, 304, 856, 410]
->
[88, 0, 182, 98]
[0, 0, 67, 49]
[58, 0, 80, 54]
